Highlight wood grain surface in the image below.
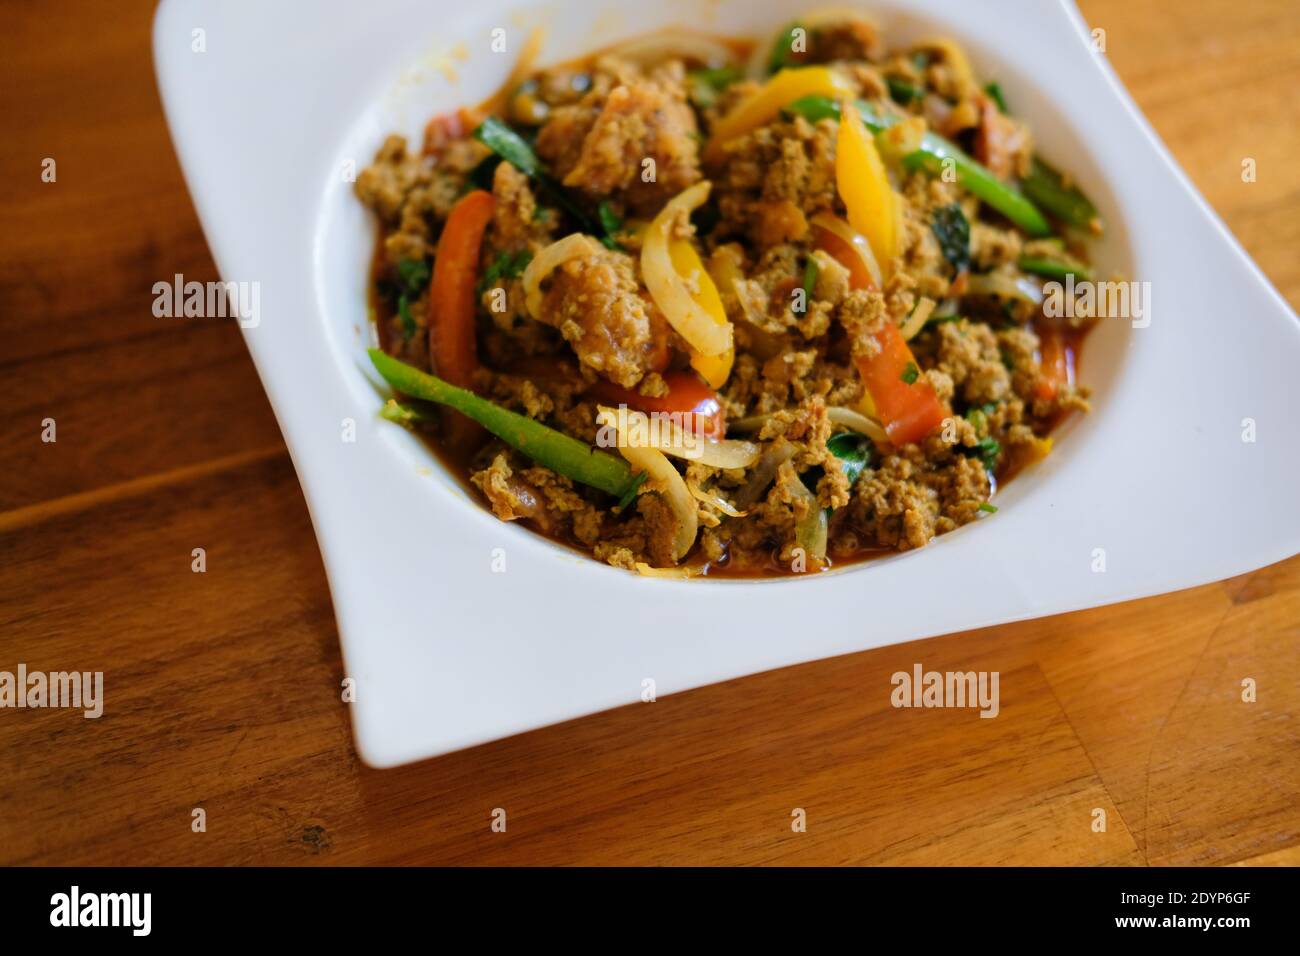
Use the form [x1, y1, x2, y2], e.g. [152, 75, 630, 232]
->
[2, 0, 1298, 866]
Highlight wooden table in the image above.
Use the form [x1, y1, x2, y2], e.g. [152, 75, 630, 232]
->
[2, 0, 1298, 866]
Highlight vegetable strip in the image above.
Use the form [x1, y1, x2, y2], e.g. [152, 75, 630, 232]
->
[1022, 157, 1101, 233]
[369, 349, 642, 500]
[429, 190, 495, 389]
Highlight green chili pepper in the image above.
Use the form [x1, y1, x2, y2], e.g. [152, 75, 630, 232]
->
[1017, 255, 1094, 282]
[1021, 156, 1101, 232]
[369, 349, 643, 501]
[784, 95, 1053, 237]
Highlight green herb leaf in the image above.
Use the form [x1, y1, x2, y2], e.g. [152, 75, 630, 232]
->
[396, 258, 431, 293]
[478, 249, 534, 294]
[689, 67, 742, 108]
[596, 200, 625, 250]
[984, 81, 1008, 114]
[473, 117, 607, 240]
[827, 431, 872, 489]
[978, 502, 998, 514]
[886, 76, 924, 106]
[901, 361, 920, 385]
[391, 258, 431, 342]
[930, 203, 971, 274]
[397, 295, 417, 340]
[767, 22, 805, 74]
[975, 435, 1001, 473]
[473, 116, 542, 177]
[465, 154, 503, 192]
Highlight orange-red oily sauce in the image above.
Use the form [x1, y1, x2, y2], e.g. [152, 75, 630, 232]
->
[367, 38, 1089, 578]
[369, 247, 1087, 578]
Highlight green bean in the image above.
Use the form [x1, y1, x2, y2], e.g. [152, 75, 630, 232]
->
[1017, 256, 1094, 282]
[1021, 156, 1101, 232]
[368, 349, 643, 502]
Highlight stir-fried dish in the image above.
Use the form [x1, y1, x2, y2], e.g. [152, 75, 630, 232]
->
[357, 13, 1102, 577]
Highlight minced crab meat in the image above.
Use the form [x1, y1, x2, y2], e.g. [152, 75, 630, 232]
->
[357, 19, 1096, 574]
[536, 61, 701, 216]
[538, 247, 667, 389]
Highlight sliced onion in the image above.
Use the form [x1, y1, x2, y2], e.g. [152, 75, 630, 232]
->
[642, 182, 734, 357]
[597, 406, 758, 468]
[734, 440, 796, 509]
[789, 474, 828, 565]
[688, 480, 749, 518]
[810, 212, 883, 290]
[598, 406, 700, 562]
[693, 439, 759, 469]
[610, 33, 735, 69]
[706, 248, 785, 360]
[635, 562, 700, 579]
[826, 406, 889, 445]
[899, 296, 937, 342]
[522, 233, 603, 318]
[967, 271, 1044, 305]
[603, 427, 697, 563]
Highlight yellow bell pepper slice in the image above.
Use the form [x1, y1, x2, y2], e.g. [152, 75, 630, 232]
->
[669, 239, 733, 388]
[836, 99, 901, 277]
[703, 67, 856, 163]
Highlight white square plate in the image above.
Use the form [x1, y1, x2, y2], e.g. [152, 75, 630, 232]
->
[155, 0, 1300, 766]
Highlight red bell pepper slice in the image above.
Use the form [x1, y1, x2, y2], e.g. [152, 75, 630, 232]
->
[588, 370, 725, 440]
[427, 189, 495, 447]
[855, 320, 950, 447]
[823, 237, 949, 445]
[428, 189, 495, 388]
